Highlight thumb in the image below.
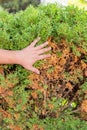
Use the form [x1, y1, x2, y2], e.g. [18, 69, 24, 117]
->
[30, 66, 40, 74]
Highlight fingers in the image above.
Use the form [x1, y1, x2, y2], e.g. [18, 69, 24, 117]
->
[37, 47, 51, 55]
[31, 37, 40, 47]
[36, 41, 48, 50]
[29, 66, 40, 74]
[38, 54, 51, 60]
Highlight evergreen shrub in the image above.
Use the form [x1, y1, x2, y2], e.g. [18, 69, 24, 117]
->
[0, 4, 87, 129]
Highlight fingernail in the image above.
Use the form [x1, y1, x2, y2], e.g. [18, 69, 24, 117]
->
[49, 54, 51, 56]
[37, 71, 40, 74]
[46, 41, 48, 44]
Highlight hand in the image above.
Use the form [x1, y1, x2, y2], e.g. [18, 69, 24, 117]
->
[17, 38, 51, 74]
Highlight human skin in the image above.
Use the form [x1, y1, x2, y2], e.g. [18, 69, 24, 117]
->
[0, 38, 51, 74]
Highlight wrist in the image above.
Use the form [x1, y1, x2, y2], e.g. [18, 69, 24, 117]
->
[13, 50, 22, 65]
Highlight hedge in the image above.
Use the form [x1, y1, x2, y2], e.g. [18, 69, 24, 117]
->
[0, 4, 87, 130]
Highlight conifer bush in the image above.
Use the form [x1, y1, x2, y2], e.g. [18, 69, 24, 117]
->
[0, 4, 87, 130]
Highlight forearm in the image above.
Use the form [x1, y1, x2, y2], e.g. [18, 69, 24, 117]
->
[0, 49, 20, 65]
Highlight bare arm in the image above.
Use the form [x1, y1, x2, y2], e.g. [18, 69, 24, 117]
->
[0, 49, 20, 65]
[0, 38, 51, 74]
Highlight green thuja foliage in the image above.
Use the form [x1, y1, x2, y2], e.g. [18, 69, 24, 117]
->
[1, 4, 87, 50]
[26, 113, 87, 130]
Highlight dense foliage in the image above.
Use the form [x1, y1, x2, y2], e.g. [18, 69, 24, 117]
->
[0, 4, 87, 130]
